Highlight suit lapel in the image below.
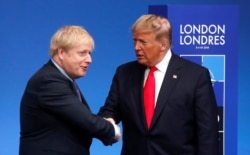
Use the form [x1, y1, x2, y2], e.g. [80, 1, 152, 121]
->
[80, 93, 90, 110]
[70, 82, 90, 110]
[48, 60, 91, 110]
[151, 54, 183, 128]
[132, 64, 148, 128]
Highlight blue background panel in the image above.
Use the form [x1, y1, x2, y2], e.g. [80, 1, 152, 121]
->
[0, 0, 249, 155]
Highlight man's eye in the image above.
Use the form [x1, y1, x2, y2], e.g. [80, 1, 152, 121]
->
[78, 52, 87, 56]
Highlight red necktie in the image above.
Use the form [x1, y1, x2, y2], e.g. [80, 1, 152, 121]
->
[144, 66, 157, 128]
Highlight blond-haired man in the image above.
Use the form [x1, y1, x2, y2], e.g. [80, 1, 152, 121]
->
[19, 26, 120, 155]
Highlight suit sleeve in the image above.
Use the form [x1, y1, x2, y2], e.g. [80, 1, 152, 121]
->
[37, 76, 115, 145]
[195, 68, 219, 155]
[98, 68, 121, 124]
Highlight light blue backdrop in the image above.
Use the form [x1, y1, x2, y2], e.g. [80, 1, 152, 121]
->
[0, 0, 248, 155]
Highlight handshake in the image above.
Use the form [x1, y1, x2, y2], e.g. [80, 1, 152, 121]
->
[104, 118, 121, 141]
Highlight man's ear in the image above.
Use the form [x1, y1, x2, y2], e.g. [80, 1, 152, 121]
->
[160, 39, 169, 51]
[57, 48, 64, 60]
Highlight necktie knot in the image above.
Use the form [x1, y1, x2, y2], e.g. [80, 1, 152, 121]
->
[149, 66, 157, 73]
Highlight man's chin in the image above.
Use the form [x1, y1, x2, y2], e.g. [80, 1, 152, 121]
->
[75, 73, 86, 79]
[137, 59, 147, 65]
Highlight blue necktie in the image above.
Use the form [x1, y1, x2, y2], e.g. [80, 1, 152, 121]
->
[72, 80, 82, 102]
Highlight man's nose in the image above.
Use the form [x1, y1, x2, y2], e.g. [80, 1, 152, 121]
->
[86, 54, 92, 64]
[134, 42, 141, 51]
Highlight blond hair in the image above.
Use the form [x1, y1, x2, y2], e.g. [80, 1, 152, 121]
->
[49, 25, 94, 56]
[131, 14, 172, 45]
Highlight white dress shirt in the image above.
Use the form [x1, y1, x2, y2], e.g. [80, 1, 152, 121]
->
[144, 49, 172, 106]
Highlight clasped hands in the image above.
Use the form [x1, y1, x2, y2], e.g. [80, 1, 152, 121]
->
[104, 118, 121, 141]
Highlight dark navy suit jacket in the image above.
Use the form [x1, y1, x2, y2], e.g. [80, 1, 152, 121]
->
[19, 60, 115, 155]
[99, 53, 219, 155]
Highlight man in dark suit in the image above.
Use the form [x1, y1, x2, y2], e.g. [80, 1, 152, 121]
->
[19, 25, 120, 155]
[98, 14, 219, 155]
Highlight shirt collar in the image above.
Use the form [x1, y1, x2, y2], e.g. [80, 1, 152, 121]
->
[51, 58, 73, 82]
[155, 49, 172, 73]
